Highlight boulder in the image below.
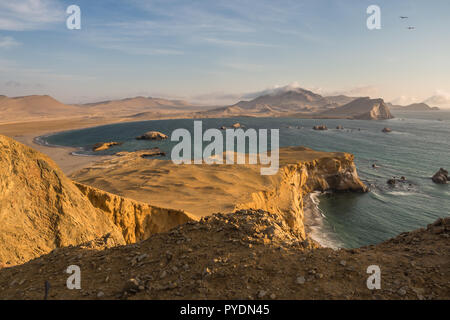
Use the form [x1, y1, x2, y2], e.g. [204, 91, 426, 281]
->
[313, 125, 328, 131]
[387, 178, 396, 185]
[136, 131, 168, 140]
[432, 168, 448, 184]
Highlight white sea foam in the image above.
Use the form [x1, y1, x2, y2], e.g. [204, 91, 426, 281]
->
[303, 192, 343, 249]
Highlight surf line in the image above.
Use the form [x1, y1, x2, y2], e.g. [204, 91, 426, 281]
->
[170, 120, 279, 175]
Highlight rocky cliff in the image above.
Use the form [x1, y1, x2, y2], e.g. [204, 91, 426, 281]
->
[321, 97, 394, 120]
[0, 135, 125, 267]
[236, 152, 368, 240]
[0, 135, 196, 266]
[74, 183, 197, 244]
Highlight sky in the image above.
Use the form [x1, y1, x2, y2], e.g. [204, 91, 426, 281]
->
[0, 0, 450, 107]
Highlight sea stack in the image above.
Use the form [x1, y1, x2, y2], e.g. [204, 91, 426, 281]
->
[432, 168, 448, 184]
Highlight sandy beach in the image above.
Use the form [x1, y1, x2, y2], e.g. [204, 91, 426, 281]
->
[0, 117, 132, 174]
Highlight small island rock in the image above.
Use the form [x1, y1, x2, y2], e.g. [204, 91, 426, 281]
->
[136, 131, 168, 140]
[313, 125, 328, 131]
[432, 168, 448, 184]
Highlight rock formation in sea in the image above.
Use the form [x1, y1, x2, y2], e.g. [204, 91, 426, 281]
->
[320, 98, 394, 120]
[432, 168, 448, 184]
[136, 131, 168, 140]
[313, 125, 328, 130]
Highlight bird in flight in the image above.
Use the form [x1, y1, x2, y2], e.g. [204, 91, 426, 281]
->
[407, 26, 416, 30]
[400, 16, 408, 19]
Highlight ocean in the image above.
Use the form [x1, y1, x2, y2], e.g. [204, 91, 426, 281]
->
[41, 111, 450, 248]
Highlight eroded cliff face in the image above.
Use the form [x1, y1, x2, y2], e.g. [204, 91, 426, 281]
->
[236, 154, 368, 240]
[74, 183, 197, 244]
[0, 135, 125, 267]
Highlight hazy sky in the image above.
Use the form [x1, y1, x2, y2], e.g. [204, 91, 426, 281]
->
[1, 0, 450, 107]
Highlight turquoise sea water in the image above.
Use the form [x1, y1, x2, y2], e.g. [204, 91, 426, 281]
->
[42, 111, 450, 248]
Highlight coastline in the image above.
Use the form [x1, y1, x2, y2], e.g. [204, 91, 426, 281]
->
[1, 116, 367, 251]
[303, 192, 343, 249]
[0, 117, 120, 174]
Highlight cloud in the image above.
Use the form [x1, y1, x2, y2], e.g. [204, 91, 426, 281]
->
[389, 96, 420, 106]
[4, 80, 22, 87]
[188, 82, 318, 105]
[0, 0, 64, 31]
[3, 80, 44, 88]
[424, 90, 450, 108]
[323, 86, 381, 98]
[0, 36, 21, 49]
[202, 37, 274, 48]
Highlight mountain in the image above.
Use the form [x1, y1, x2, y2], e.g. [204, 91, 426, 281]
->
[0, 95, 83, 122]
[0, 95, 205, 123]
[197, 88, 392, 120]
[232, 88, 336, 113]
[82, 96, 192, 109]
[389, 102, 440, 111]
[320, 97, 394, 120]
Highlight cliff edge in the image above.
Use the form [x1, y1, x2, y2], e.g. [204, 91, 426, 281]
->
[0, 135, 125, 267]
[0, 135, 196, 266]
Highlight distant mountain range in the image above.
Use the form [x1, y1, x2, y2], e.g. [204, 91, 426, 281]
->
[0, 95, 201, 123]
[387, 102, 440, 111]
[0, 88, 442, 123]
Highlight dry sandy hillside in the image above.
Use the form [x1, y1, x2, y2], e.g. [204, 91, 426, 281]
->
[0, 210, 448, 300]
[0, 95, 85, 122]
[0, 91, 395, 125]
[0, 135, 194, 267]
[70, 147, 367, 220]
[0, 95, 205, 124]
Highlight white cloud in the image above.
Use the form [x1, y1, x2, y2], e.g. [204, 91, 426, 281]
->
[389, 96, 420, 106]
[202, 37, 274, 48]
[424, 90, 450, 108]
[0, 36, 21, 48]
[323, 86, 381, 98]
[0, 0, 64, 31]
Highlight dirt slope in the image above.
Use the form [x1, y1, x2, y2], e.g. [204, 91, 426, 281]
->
[0, 211, 447, 300]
